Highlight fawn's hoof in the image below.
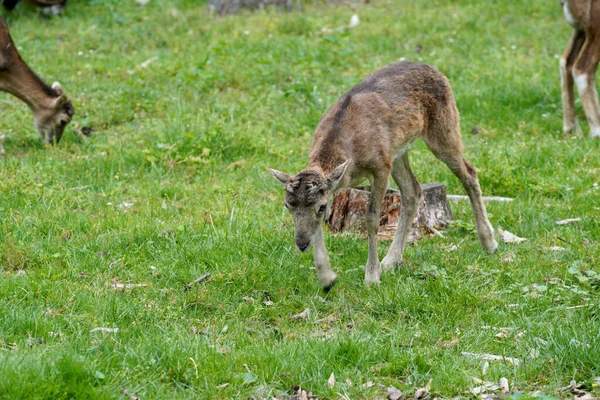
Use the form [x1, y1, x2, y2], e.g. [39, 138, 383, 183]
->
[381, 256, 402, 271]
[485, 238, 499, 254]
[319, 272, 337, 292]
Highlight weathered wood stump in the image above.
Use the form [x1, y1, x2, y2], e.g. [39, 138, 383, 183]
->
[326, 183, 453, 241]
[208, 0, 294, 15]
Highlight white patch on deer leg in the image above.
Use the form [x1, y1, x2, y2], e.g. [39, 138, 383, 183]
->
[574, 70, 589, 92]
[559, 57, 568, 82]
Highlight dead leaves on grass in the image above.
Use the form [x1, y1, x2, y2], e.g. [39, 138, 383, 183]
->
[469, 377, 510, 396]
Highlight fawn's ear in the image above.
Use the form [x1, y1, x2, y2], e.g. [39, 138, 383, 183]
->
[327, 159, 351, 191]
[266, 167, 291, 185]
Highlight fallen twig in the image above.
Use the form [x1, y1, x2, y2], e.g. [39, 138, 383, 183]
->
[120, 388, 140, 400]
[90, 327, 119, 333]
[184, 273, 211, 290]
[556, 218, 581, 225]
[447, 195, 514, 202]
[461, 351, 521, 366]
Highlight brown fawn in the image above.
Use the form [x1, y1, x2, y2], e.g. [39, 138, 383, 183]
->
[559, 0, 600, 138]
[269, 61, 498, 290]
[0, 16, 74, 155]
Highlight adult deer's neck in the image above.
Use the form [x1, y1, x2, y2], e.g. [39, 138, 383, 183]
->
[0, 62, 58, 113]
[0, 21, 58, 113]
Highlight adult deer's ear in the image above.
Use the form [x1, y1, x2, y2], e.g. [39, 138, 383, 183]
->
[266, 167, 291, 185]
[327, 159, 351, 191]
[52, 81, 63, 96]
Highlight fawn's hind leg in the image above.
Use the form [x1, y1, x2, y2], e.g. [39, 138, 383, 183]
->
[424, 127, 498, 254]
[381, 152, 422, 270]
[560, 29, 585, 135]
[572, 33, 600, 138]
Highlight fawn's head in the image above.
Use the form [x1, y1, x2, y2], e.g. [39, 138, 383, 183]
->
[268, 160, 350, 252]
[34, 82, 75, 144]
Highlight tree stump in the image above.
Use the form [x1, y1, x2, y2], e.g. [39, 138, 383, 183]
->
[326, 183, 453, 241]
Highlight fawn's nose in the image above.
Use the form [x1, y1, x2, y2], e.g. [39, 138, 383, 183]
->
[296, 242, 310, 252]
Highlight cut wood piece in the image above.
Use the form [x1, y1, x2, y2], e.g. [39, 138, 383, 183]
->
[326, 183, 453, 241]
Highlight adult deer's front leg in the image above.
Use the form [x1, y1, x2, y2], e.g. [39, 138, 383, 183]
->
[364, 174, 387, 285]
[313, 224, 337, 290]
[561, 29, 585, 135]
[573, 34, 600, 138]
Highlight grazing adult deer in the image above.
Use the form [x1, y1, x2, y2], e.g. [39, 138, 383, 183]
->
[559, 0, 600, 138]
[3, 0, 67, 15]
[268, 61, 498, 290]
[0, 17, 74, 155]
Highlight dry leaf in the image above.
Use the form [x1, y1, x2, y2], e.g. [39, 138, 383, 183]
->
[481, 361, 489, 375]
[499, 377, 509, 393]
[461, 352, 521, 366]
[117, 201, 134, 209]
[437, 339, 459, 348]
[469, 377, 500, 396]
[414, 379, 432, 399]
[216, 383, 229, 389]
[556, 218, 581, 225]
[387, 385, 403, 400]
[574, 394, 596, 400]
[328, 372, 335, 387]
[363, 381, 375, 388]
[291, 308, 310, 321]
[559, 379, 582, 393]
[315, 313, 337, 325]
[498, 228, 527, 243]
[263, 300, 274, 306]
[348, 14, 359, 28]
[545, 246, 566, 252]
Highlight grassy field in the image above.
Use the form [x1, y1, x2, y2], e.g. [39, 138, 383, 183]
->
[0, 0, 599, 398]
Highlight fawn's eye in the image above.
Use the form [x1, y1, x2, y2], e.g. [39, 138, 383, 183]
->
[318, 204, 327, 214]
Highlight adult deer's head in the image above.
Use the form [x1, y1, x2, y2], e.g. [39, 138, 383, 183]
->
[33, 81, 75, 144]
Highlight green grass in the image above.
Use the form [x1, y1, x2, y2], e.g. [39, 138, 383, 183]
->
[1, 0, 599, 398]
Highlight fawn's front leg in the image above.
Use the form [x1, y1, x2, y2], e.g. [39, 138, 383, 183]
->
[364, 175, 387, 285]
[313, 224, 337, 291]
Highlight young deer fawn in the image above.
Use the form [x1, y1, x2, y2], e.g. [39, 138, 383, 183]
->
[559, 0, 600, 138]
[0, 17, 74, 155]
[269, 61, 498, 290]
